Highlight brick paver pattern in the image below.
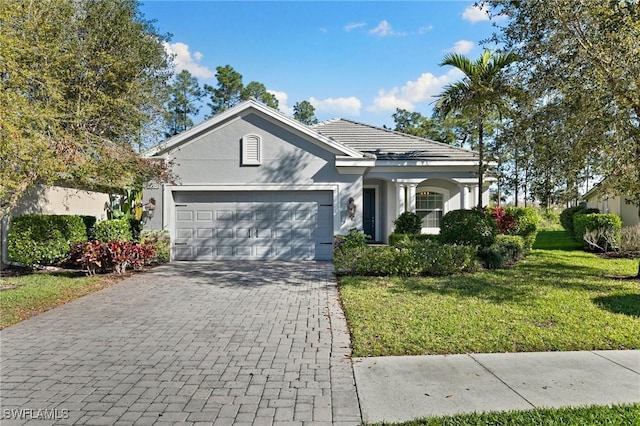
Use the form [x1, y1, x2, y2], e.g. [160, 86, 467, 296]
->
[1, 261, 361, 425]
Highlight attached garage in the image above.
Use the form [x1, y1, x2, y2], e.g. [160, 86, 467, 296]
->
[172, 191, 334, 260]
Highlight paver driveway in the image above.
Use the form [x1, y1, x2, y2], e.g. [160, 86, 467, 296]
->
[1, 261, 361, 425]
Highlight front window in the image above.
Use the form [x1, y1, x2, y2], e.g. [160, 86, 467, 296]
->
[416, 191, 443, 228]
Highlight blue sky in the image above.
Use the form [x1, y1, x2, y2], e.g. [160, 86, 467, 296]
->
[140, 1, 504, 127]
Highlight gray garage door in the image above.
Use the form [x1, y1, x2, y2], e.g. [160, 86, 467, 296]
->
[172, 191, 334, 260]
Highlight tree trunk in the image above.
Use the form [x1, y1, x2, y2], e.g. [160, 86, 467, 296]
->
[477, 119, 484, 209]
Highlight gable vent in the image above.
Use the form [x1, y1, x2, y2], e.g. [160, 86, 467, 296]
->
[241, 134, 262, 166]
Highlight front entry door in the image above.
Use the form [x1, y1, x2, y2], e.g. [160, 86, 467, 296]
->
[363, 188, 376, 241]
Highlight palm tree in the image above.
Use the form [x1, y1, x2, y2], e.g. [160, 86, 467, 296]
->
[434, 49, 518, 209]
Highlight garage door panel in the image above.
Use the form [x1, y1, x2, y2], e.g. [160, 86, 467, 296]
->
[177, 211, 193, 221]
[196, 228, 213, 239]
[173, 191, 333, 260]
[216, 210, 233, 220]
[217, 229, 233, 238]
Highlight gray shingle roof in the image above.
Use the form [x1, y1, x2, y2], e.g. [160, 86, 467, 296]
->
[312, 118, 479, 161]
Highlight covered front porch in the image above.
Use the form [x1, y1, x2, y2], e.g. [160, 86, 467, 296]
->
[362, 175, 491, 243]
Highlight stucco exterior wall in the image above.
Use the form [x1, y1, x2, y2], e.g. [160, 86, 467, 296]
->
[11, 185, 110, 219]
[143, 112, 363, 239]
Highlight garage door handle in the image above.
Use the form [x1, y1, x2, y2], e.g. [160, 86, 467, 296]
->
[175, 243, 187, 246]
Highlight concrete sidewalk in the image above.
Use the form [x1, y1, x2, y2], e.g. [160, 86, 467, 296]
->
[353, 350, 640, 423]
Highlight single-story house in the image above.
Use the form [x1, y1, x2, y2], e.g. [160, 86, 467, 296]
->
[583, 182, 640, 228]
[143, 99, 492, 261]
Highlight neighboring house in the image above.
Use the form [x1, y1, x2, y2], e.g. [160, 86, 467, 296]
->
[143, 100, 491, 261]
[1, 184, 111, 267]
[583, 182, 640, 228]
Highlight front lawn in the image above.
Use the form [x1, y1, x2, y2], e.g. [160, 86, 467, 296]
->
[0, 272, 121, 329]
[339, 231, 640, 356]
[367, 403, 640, 426]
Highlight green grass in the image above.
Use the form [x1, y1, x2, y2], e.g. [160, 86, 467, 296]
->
[367, 403, 640, 425]
[339, 231, 640, 356]
[0, 272, 116, 328]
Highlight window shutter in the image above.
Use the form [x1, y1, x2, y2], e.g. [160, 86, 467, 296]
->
[242, 134, 261, 165]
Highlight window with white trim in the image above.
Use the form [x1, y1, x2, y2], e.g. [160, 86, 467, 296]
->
[416, 191, 443, 228]
[241, 134, 262, 165]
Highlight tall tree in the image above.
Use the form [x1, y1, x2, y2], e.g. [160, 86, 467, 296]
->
[164, 70, 203, 137]
[204, 65, 244, 116]
[293, 101, 318, 125]
[488, 0, 640, 276]
[0, 0, 174, 220]
[434, 49, 518, 209]
[241, 81, 279, 109]
[204, 65, 278, 116]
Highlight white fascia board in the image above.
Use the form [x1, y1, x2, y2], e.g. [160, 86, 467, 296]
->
[335, 156, 376, 167]
[375, 160, 482, 167]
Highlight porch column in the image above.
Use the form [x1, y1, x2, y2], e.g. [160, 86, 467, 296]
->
[407, 184, 417, 212]
[395, 183, 406, 216]
[459, 185, 468, 210]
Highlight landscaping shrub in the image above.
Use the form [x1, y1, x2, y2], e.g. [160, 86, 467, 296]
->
[79, 215, 97, 239]
[388, 233, 439, 247]
[620, 224, 640, 252]
[334, 228, 368, 251]
[8, 214, 87, 267]
[334, 240, 478, 277]
[73, 240, 156, 275]
[484, 206, 517, 234]
[140, 229, 171, 263]
[560, 206, 599, 235]
[478, 235, 525, 269]
[422, 243, 479, 276]
[440, 209, 496, 248]
[393, 211, 423, 235]
[504, 206, 540, 250]
[560, 206, 586, 234]
[573, 213, 622, 252]
[93, 219, 132, 242]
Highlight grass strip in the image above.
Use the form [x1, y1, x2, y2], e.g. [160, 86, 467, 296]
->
[366, 403, 640, 425]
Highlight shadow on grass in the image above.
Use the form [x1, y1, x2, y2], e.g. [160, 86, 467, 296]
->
[593, 294, 640, 317]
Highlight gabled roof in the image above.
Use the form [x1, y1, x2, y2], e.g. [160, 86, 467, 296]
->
[312, 118, 480, 162]
[144, 99, 364, 159]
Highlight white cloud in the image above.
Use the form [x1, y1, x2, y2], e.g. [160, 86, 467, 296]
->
[163, 41, 214, 79]
[462, 4, 491, 23]
[309, 96, 362, 116]
[369, 20, 407, 37]
[418, 25, 434, 34]
[449, 39, 475, 54]
[268, 90, 293, 116]
[367, 69, 464, 114]
[344, 22, 366, 32]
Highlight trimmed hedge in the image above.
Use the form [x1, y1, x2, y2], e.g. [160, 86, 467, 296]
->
[504, 206, 540, 250]
[8, 214, 87, 267]
[573, 213, 622, 251]
[388, 233, 439, 247]
[440, 209, 496, 248]
[560, 206, 599, 235]
[333, 241, 479, 277]
[93, 219, 132, 242]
